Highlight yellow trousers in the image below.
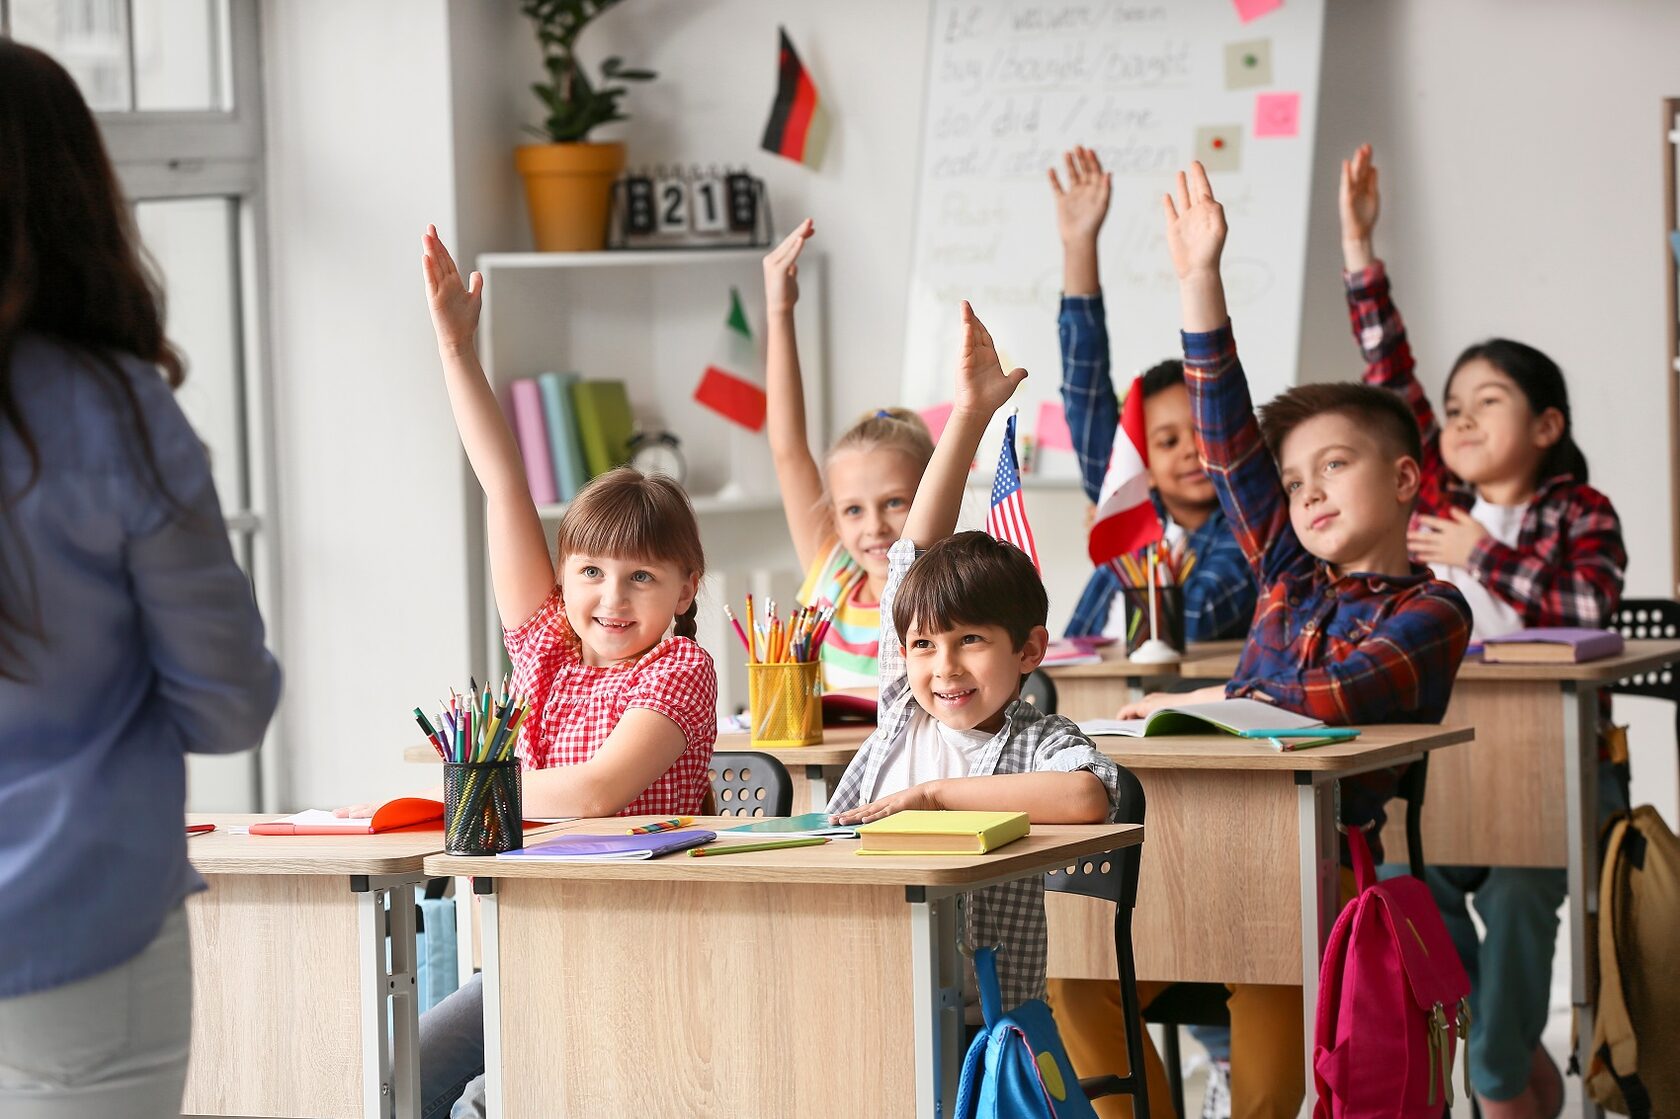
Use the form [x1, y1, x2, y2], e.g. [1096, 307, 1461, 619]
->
[1048, 871, 1357, 1119]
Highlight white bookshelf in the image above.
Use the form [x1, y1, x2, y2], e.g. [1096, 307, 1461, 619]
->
[469, 248, 828, 710]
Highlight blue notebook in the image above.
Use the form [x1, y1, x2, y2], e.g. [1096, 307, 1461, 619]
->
[498, 829, 715, 861]
[722, 812, 858, 839]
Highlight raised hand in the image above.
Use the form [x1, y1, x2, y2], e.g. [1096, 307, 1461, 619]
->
[1049, 145, 1112, 246]
[1339, 143, 1380, 270]
[421, 224, 482, 355]
[1162, 162, 1227, 280]
[954, 300, 1028, 419]
[763, 218, 814, 314]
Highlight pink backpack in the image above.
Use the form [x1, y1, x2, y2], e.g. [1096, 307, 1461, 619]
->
[1312, 827, 1472, 1119]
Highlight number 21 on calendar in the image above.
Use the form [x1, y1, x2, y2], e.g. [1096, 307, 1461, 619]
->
[655, 174, 689, 234]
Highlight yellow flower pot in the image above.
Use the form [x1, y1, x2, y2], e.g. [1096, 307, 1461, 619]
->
[514, 141, 626, 252]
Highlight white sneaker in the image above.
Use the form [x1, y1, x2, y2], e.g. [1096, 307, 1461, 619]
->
[1200, 1059, 1232, 1119]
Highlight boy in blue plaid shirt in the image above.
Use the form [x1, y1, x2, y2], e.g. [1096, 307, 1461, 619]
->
[1050, 145, 1257, 644]
[827, 300, 1128, 1015]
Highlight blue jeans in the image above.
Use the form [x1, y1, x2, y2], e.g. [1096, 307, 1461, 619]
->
[1425, 759, 1628, 1101]
[420, 972, 487, 1119]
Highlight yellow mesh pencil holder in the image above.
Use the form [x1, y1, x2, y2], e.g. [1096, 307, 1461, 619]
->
[747, 661, 823, 747]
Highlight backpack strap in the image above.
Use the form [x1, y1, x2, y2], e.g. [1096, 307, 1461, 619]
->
[1345, 823, 1378, 893]
[1593, 811, 1647, 1119]
[974, 945, 1005, 1027]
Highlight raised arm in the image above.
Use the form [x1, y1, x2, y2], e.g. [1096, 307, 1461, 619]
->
[763, 219, 830, 572]
[1051, 146, 1119, 503]
[423, 227, 554, 630]
[901, 301, 1029, 548]
[1166, 164, 1298, 583]
[1338, 145, 1448, 508]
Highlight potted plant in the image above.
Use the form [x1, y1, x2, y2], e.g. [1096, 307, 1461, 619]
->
[516, 0, 656, 251]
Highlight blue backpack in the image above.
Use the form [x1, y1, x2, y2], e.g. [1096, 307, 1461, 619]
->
[954, 947, 1099, 1119]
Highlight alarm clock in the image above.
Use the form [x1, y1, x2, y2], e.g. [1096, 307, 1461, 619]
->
[627, 429, 686, 483]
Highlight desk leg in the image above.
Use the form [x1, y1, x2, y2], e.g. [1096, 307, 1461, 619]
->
[1562, 683, 1602, 1119]
[476, 879, 505, 1119]
[807, 765, 832, 811]
[909, 889, 962, 1119]
[1295, 775, 1339, 1119]
[455, 877, 476, 986]
[355, 879, 421, 1119]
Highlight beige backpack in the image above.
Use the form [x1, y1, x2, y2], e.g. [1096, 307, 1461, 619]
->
[1584, 806, 1680, 1117]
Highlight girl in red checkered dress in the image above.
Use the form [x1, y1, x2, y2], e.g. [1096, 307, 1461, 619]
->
[422, 227, 717, 820]
[415, 229, 720, 1119]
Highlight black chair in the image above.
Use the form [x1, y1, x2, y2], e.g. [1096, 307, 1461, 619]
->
[1396, 753, 1429, 879]
[708, 750, 794, 817]
[1044, 765, 1150, 1117]
[1610, 598, 1680, 797]
[1021, 668, 1058, 713]
[1142, 983, 1230, 1119]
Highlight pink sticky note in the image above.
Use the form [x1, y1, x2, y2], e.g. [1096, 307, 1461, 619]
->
[1035, 400, 1074, 453]
[1232, 0, 1283, 22]
[1254, 91, 1301, 138]
[919, 401, 954, 442]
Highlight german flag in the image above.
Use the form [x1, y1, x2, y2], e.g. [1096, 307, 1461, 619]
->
[760, 28, 823, 165]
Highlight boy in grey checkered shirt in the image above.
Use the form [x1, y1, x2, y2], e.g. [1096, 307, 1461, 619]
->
[827, 301, 1126, 1010]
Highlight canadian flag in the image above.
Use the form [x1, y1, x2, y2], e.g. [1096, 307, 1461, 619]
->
[1088, 375, 1163, 568]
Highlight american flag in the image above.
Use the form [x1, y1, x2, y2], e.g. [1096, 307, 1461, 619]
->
[986, 412, 1041, 573]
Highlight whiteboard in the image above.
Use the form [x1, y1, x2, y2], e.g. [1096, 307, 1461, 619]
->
[902, 0, 1326, 480]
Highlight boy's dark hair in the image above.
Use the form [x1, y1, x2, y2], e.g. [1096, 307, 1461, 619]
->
[1446, 338, 1588, 484]
[1139, 358, 1186, 400]
[893, 532, 1048, 651]
[1257, 382, 1422, 464]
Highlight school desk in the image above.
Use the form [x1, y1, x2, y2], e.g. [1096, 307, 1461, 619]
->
[1044, 638, 1245, 718]
[424, 817, 1143, 1119]
[182, 814, 445, 1119]
[1043, 638, 1680, 1119]
[1043, 724, 1474, 1119]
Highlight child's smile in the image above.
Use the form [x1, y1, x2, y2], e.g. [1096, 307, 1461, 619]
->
[561, 553, 698, 667]
[905, 620, 1048, 733]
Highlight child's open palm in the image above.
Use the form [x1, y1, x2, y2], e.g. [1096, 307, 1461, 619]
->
[1162, 162, 1227, 279]
[422, 224, 482, 354]
[1048, 145, 1112, 245]
[763, 218, 813, 314]
[954, 301, 1028, 418]
[1339, 143, 1380, 245]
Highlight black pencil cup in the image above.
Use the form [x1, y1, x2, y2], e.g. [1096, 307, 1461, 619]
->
[443, 760, 523, 855]
[1119, 584, 1186, 657]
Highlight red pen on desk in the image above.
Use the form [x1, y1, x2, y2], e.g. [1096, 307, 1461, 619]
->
[186, 823, 215, 836]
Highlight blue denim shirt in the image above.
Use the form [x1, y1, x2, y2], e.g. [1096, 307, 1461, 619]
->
[0, 335, 280, 997]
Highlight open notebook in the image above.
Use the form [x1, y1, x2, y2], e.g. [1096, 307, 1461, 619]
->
[1079, 699, 1358, 752]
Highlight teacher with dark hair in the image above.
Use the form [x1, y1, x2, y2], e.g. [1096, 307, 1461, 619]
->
[0, 41, 281, 1118]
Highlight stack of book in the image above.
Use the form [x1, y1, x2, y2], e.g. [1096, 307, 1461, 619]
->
[506, 373, 634, 505]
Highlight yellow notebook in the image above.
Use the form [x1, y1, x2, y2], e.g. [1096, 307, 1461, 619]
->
[855, 810, 1030, 856]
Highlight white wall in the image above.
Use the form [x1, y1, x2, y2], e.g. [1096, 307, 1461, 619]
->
[264, 0, 1680, 822]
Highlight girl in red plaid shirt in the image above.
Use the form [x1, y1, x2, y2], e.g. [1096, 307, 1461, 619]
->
[1339, 145, 1626, 1119]
[415, 229, 719, 1119]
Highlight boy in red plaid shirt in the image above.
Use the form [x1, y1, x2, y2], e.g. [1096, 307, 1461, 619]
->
[1061, 162, 1473, 1119]
[1339, 144, 1625, 1119]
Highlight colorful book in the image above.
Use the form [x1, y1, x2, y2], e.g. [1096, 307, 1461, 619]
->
[569, 379, 635, 477]
[1481, 628, 1626, 664]
[855, 810, 1029, 856]
[722, 812, 859, 839]
[508, 378, 559, 506]
[1079, 698, 1353, 751]
[250, 798, 446, 835]
[496, 828, 715, 861]
[1041, 639, 1103, 667]
[537, 371, 588, 500]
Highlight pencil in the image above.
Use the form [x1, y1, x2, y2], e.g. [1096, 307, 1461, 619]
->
[628, 817, 696, 835]
[689, 836, 830, 856]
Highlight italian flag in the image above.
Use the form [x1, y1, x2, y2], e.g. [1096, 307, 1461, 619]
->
[694, 287, 767, 431]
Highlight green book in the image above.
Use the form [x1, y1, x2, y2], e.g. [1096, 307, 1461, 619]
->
[569, 379, 635, 478]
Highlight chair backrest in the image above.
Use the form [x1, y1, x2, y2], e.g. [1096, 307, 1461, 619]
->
[1020, 668, 1058, 714]
[708, 751, 794, 817]
[1612, 599, 1680, 703]
[1044, 765, 1146, 909]
[1394, 754, 1429, 879]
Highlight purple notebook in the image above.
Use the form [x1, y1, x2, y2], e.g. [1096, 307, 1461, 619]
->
[1481, 628, 1624, 663]
[497, 829, 715, 861]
